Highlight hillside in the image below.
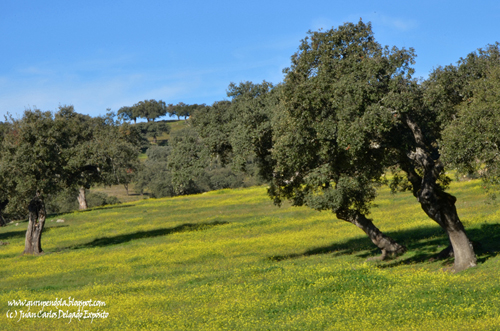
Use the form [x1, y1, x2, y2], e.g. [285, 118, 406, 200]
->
[1, 180, 499, 330]
[90, 119, 189, 203]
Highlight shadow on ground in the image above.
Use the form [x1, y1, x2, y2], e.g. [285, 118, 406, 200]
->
[268, 223, 500, 268]
[0, 225, 68, 241]
[64, 221, 229, 250]
[77, 204, 135, 213]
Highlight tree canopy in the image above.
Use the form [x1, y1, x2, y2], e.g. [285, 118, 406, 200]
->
[436, 44, 500, 193]
[266, 20, 477, 271]
[119, 99, 168, 123]
[268, 21, 413, 260]
[0, 107, 143, 252]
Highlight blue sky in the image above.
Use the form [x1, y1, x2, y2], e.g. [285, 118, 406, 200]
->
[1, 0, 499, 119]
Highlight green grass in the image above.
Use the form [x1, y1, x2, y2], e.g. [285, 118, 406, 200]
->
[1, 180, 500, 330]
[91, 184, 146, 203]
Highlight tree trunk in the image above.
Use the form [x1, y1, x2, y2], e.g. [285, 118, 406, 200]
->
[124, 184, 129, 196]
[23, 194, 46, 255]
[77, 187, 88, 210]
[337, 210, 406, 260]
[402, 114, 477, 272]
[0, 199, 8, 226]
[416, 180, 476, 271]
[0, 212, 6, 227]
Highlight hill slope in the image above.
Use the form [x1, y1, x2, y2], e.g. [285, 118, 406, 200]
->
[1, 181, 499, 330]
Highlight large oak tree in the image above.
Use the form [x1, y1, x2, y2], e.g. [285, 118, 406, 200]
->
[270, 21, 476, 271]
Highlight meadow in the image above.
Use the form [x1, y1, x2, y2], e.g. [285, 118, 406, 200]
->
[0, 179, 499, 330]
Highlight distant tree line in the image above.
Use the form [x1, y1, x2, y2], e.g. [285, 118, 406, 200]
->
[117, 100, 207, 123]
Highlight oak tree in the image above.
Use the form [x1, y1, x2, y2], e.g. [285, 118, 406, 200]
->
[271, 21, 477, 271]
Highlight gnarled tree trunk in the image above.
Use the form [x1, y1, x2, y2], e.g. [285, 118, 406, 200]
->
[77, 187, 88, 210]
[337, 210, 406, 260]
[23, 194, 46, 255]
[0, 213, 6, 227]
[403, 114, 476, 272]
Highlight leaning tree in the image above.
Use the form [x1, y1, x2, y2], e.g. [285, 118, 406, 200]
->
[269, 21, 411, 260]
[193, 77, 409, 260]
[270, 20, 476, 271]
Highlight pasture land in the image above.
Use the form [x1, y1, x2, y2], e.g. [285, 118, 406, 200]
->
[1, 180, 499, 330]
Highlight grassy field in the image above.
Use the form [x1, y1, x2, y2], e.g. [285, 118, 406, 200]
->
[91, 185, 146, 204]
[1, 179, 499, 330]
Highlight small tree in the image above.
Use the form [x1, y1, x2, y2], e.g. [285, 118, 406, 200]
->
[133, 99, 168, 122]
[117, 106, 138, 123]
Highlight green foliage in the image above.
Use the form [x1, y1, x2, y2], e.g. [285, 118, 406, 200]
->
[168, 102, 207, 120]
[440, 44, 500, 190]
[269, 20, 415, 216]
[192, 100, 234, 164]
[134, 124, 256, 198]
[45, 189, 121, 214]
[117, 106, 137, 123]
[134, 121, 170, 144]
[192, 81, 278, 181]
[168, 126, 211, 195]
[119, 99, 168, 123]
[134, 146, 175, 198]
[134, 99, 168, 122]
[86, 191, 121, 208]
[0, 107, 142, 220]
[0, 109, 70, 215]
[425, 43, 500, 128]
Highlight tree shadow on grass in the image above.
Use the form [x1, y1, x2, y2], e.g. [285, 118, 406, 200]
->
[0, 225, 68, 241]
[45, 205, 135, 219]
[65, 221, 228, 250]
[268, 223, 500, 268]
[75, 204, 135, 213]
